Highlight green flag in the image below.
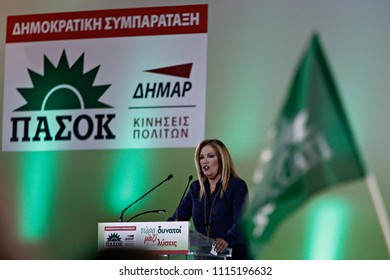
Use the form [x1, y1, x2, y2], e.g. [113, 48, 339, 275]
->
[242, 33, 367, 258]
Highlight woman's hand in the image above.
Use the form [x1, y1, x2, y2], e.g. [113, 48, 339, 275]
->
[213, 238, 228, 253]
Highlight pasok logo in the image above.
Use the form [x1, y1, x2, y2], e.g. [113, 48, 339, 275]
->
[106, 233, 123, 247]
[10, 50, 116, 143]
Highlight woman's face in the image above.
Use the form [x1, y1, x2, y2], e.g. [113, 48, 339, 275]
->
[199, 144, 220, 181]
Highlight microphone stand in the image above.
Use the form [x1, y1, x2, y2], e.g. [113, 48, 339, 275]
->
[118, 174, 173, 222]
[127, 209, 166, 222]
[175, 175, 193, 221]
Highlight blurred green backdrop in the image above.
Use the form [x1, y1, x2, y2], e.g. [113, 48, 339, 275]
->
[1, 0, 389, 259]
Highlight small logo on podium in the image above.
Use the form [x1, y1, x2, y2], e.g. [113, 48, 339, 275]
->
[106, 233, 123, 247]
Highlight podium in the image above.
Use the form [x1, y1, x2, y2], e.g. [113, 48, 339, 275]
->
[98, 221, 232, 260]
[186, 230, 232, 260]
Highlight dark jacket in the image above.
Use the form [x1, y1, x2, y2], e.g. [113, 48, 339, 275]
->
[168, 177, 249, 259]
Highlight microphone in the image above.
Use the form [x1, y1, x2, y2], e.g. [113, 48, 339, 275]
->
[118, 174, 173, 222]
[175, 175, 193, 221]
[127, 209, 166, 222]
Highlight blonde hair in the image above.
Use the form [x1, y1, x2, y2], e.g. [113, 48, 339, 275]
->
[194, 139, 240, 199]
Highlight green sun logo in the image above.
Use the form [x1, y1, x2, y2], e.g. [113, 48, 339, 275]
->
[15, 50, 111, 111]
[107, 233, 122, 242]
